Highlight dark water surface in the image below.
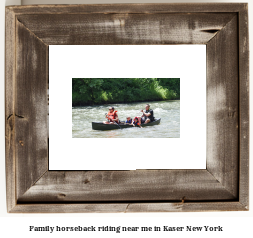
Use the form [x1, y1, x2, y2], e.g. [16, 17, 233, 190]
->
[72, 100, 180, 138]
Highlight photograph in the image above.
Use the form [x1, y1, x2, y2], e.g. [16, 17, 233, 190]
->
[72, 78, 180, 138]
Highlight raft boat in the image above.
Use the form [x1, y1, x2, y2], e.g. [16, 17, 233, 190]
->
[92, 118, 161, 131]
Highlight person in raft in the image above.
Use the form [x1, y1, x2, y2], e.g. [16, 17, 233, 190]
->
[131, 117, 142, 128]
[140, 103, 154, 124]
[103, 107, 119, 124]
[125, 117, 132, 124]
[133, 104, 154, 126]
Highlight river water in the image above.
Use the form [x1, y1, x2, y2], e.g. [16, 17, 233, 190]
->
[72, 100, 180, 138]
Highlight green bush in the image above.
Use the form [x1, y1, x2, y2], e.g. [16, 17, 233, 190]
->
[72, 78, 180, 106]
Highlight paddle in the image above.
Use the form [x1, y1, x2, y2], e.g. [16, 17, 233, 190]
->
[113, 121, 122, 130]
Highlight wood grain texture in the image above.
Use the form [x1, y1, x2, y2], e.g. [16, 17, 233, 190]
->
[16, 13, 235, 45]
[15, 20, 48, 200]
[238, 4, 249, 209]
[125, 202, 248, 212]
[7, 3, 246, 15]
[206, 16, 239, 198]
[18, 170, 236, 202]
[5, 7, 16, 212]
[10, 202, 247, 213]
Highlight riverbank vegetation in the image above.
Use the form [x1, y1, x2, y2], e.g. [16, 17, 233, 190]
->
[72, 78, 180, 106]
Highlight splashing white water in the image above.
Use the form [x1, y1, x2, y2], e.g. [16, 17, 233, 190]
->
[72, 100, 180, 138]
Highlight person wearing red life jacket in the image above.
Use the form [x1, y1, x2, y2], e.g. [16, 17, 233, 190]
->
[103, 107, 119, 124]
[131, 117, 142, 128]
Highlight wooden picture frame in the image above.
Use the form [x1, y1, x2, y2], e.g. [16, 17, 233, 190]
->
[5, 3, 249, 213]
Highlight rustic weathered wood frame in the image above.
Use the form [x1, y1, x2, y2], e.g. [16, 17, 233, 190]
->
[5, 3, 249, 213]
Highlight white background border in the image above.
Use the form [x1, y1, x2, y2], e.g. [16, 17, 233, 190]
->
[49, 45, 206, 170]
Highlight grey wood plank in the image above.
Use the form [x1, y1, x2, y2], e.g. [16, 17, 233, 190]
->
[5, 7, 17, 212]
[206, 16, 239, 198]
[16, 13, 236, 45]
[7, 3, 246, 15]
[15, 20, 48, 200]
[10, 202, 247, 213]
[238, 4, 249, 208]
[126, 202, 248, 212]
[11, 203, 130, 213]
[18, 170, 236, 202]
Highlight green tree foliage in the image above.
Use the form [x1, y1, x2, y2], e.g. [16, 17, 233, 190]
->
[72, 78, 180, 106]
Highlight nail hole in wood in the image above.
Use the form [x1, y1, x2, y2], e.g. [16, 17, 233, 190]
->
[84, 179, 90, 184]
[57, 193, 66, 198]
[182, 196, 186, 203]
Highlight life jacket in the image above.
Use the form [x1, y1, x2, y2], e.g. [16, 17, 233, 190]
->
[126, 119, 132, 124]
[107, 110, 117, 122]
[133, 121, 140, 126]
[133, 117, 140, 126]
